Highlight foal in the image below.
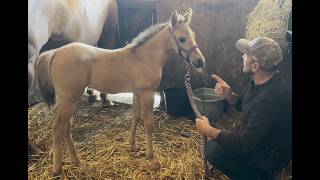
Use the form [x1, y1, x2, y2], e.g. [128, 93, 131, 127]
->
[35, 8, 205, 177]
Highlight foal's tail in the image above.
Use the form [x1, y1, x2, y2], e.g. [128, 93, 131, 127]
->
[34, 50, 56, 107]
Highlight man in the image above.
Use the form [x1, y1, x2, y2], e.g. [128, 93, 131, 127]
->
[196, 37, 292, 180]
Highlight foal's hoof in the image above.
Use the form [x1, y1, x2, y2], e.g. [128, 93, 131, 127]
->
[101, 100, 117, 108]
[148, 156, 161, 170]
[28, 144, 43, 156]
[88, 95, 97, 103]
[137, 151, 146, 157]
[71, 161, 86, 169]
[52, 172, 65, 180]
[130, 145, 138, 152]
[146, 153, 154, 160]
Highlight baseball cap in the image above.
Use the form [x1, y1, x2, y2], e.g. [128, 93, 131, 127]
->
[236, 37, 283, 70]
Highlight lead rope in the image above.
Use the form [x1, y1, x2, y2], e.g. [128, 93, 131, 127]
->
[184, 64, 210, 179]
[168, 24, 210, 179]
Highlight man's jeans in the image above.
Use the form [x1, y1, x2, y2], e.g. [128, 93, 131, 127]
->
[204, 140, 288, 180]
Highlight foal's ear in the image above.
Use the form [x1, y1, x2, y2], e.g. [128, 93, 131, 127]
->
[183, 8, 193, 24]
[170, 10, 178, 27]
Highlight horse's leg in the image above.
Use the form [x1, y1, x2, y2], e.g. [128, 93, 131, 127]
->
[52, 99, 75, 177]
[28, 44, 37, 91]
[64, 119, 82, 167]
[28, 54, 42, 155]
[86, 87, 97, 102]
[28, 22, 49, 95]
[100, 93, 115, 107]
[139, 91, 155, 159]
[28, 44, 43, 154]
[130, 93, 142, 151]
[28, 24, 50, 152]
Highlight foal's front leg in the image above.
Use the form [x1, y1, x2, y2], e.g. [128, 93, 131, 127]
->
[139, 91, 155, 159]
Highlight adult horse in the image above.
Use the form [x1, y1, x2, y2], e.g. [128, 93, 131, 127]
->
[28, 0, 118, 154]
[35, 8, 205, 178]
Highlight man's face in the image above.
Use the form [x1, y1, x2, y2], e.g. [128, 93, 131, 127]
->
[242, 53, 255, 75]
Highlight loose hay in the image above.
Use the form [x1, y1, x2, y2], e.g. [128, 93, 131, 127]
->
[28, 97, 233, 179]
[28, 96, 290, 179]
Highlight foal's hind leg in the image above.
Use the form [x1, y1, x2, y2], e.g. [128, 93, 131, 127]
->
[130, 93, 142, 151]
[139, 91, 155, 159]
[52, 100, 75, 177]
[64, 119, 82, 167]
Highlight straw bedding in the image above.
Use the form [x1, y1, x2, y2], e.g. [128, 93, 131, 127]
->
[28, 96, 236, 179]
[28, 95, 291, 179]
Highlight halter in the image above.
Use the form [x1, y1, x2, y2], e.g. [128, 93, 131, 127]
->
[169, 25, 199, 64]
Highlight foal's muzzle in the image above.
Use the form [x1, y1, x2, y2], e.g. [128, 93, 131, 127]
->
[193, 58, 204, 68]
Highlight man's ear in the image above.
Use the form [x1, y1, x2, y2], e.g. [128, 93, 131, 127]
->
[251, 61, 260, 72]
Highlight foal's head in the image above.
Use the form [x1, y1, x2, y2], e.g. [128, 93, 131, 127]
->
[168, 8, 205, 69]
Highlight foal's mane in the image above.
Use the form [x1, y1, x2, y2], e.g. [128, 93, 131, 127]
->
[125, 22, 169, 49]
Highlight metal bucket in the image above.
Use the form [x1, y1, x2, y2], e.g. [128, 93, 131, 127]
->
[193, 88, 226, 123]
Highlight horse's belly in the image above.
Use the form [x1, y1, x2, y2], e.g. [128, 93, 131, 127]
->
[101, 77, 160, 94]
[88, 72, 131, 94]
[63, 0, 110, 45]
[89, 58, 162, 94]
[62, 26, 100, 46]
[89, 74, 158, 94]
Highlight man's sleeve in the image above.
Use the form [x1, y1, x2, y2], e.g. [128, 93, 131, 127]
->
[215, 98, 279, 155]
[231, 85, 248, 112]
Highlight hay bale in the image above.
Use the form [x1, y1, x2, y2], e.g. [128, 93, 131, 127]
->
[245, 0, 292, 51]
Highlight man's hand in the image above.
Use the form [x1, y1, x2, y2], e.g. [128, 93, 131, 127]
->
[196, 116, 221, 139]
[211, 74, 232, 99]
[196, 116, 210, 134]
[211, 74, 238, 105]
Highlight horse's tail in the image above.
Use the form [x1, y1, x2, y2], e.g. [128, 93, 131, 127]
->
[34, 50, 56, 107]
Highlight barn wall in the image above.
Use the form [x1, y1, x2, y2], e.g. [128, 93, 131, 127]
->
[115, 0, 157, 48]
[157, 0, 260, 93]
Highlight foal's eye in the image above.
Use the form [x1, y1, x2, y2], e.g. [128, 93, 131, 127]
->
[179, 37, 186, 43]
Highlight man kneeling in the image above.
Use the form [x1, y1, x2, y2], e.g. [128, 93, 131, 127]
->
[196, 37, 292, 180]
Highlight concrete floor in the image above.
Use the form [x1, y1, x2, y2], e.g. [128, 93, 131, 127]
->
[83, 88, 161, 108]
